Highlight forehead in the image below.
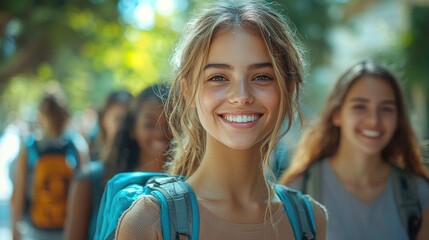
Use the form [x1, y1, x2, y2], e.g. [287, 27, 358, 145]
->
[346, 75, 396, 101]
[105, 104, 127, 115]
[137, 101, 164, 119]
[206, 28, 271, 64]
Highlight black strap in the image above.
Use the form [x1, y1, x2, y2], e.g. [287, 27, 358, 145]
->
[303, 159, 323, 201]
[392, 167, 422, 240]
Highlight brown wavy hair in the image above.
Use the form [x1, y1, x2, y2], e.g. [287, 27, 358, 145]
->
[39, 89, 70, 137]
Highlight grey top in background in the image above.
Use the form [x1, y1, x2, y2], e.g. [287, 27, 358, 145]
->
[290, 159, 429, 240]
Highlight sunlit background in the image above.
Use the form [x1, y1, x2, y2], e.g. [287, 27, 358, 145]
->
[0, 0, 428, 238]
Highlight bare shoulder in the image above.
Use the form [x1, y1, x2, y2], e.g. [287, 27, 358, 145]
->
[306, 195, 327, 240]
[69, 177, 91, 201]
[115, 195, 162, 240]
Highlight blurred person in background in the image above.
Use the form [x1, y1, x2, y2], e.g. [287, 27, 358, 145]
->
[11, 86, 88, 240]
[281, 60, 429, 240]
[88, 90, 132, 162]
[64, 84, 171, 240]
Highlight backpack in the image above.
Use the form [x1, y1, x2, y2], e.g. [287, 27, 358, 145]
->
[303, 159, 422, 240]
[25, 134, 80, 229]
[94, 172, 317, 240]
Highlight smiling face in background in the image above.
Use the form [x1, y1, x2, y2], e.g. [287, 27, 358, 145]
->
[133, 100, 170, 160]
[194, 28, 281, 150]
[333, 75, 398, 157]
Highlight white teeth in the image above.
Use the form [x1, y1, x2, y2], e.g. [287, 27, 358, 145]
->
[362, 130, 380, 138]
[224, 115, 259, 123]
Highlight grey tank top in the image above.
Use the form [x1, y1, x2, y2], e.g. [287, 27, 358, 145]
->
[290, 159, 429, 240]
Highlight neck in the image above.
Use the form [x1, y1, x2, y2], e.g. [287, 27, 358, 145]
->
[331, 143, 390, 185]
[187, 137, 269, 204]
[42, 130, 60, 139]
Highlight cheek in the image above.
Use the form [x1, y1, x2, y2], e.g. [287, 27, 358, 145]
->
[269, 93, 280, 110]
[198, 88, 224, 113]
[134, 127, 149, 143]
[261, 88, 280, 113]
[385, 115, 398, 132]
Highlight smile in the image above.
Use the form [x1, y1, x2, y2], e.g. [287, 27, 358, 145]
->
[361, 129, 381, 138]
[222, 114, 261, 123]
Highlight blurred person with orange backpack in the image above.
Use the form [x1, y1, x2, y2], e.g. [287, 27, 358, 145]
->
[11, 87, 88, 240]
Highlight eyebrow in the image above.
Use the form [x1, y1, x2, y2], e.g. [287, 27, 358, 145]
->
[350, 97, 396, 105]
[203, 62, 273, 71]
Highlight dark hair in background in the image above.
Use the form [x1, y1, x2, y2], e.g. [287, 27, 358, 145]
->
[98, 90, 133, 142]
[102, 84, 169, 184]
[39, 88, 70, 137]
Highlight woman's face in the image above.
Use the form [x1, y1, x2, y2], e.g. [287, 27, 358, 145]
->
[332, 76, 398, 156]
[133, 100, 170, 160]
[194, 28, 281, 150]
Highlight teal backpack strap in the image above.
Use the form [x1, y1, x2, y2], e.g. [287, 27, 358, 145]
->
[303, 159, 323, 201]
[148, 177, 199, 240]
[391, 166, 422, 240]
[26, 134, 39, 168]
[276, 185, 316, 240]
[63, 136, 80, 169]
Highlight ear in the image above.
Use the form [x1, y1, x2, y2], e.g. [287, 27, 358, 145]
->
[331, 109, 342, 127]
[181, 79, 196, 108]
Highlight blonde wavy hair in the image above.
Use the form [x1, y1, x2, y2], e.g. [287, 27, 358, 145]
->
[165, 0, 304, 185]
[281, 60, 429, 184]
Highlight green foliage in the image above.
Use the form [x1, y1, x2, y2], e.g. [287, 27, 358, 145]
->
[405, 6, 429, 85]
[270, 0, 332, 68]
[0, 0, 183, 128]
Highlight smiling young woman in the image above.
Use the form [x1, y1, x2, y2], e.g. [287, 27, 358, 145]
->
[281, 60, 429, 240]
[115, 1, 327, 239]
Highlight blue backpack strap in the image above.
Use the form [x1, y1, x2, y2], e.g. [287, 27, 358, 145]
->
[391, 166, 422, 240]
[148, 177, 200, 240]
[26, 134, 39, 168]
[276, 185, 316, 240]
[64, 139, 79, 169]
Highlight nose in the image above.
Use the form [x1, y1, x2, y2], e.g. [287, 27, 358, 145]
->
[366, 108, 381, 127]
[228, 78, 254, 105]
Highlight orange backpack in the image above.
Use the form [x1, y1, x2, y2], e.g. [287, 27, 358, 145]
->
[26, 135, 79, 229]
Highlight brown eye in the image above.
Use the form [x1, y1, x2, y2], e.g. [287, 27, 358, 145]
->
[352, 105, 366, 110]
[381, 107, 395, 113]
